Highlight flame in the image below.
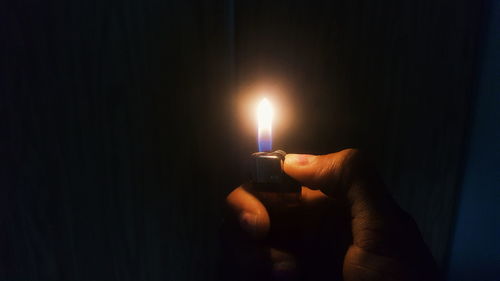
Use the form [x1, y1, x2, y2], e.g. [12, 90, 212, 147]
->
[257, 98, 273, 152]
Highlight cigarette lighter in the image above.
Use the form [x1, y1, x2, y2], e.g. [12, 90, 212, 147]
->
[250, 98, 302, 209]
[250, 149, 300, 192]
[249, 150, 301, 215]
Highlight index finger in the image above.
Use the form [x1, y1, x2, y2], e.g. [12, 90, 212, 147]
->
[226, 185, 330, 239]
[226, 186, 270, 239]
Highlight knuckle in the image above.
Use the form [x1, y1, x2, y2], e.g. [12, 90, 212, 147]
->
[316, 148, 364, 194]
[342, 148, 364, 167]
[321, 148, 373, 195]
[338, 148, 365, 182]
[316, 156, 336, 182]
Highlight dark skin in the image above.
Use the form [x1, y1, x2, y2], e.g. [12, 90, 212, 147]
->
[224, 149, 440, 281]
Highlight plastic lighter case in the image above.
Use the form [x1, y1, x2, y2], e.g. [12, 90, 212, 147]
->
[249, 150, 301, 209]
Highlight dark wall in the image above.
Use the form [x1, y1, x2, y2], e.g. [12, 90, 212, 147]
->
[3, 1, 233, 280]
[1, 0, 486, 280]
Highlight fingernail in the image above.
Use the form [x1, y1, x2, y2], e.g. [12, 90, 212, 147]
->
[286, 154, 313, 166]
[239, 212, 258, 236]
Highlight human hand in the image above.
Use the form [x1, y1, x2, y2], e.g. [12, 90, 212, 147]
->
[222, 149, 440, 281]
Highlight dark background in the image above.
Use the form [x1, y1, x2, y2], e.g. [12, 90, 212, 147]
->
[2, 0, 498, 280]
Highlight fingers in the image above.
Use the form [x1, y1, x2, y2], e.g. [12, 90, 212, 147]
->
[225, 187, 300, 279]
[226, 186, 270, 239]
[284, 149, 389, 211]
[225, 149, 437, 280]
[284, 149, 409, 254]
[270, 248, 299, 281]
[284, 149, 370, 196]
[226, 186, 330, 239]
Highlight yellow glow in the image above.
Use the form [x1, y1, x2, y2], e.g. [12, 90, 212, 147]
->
[257, 98, 273, 136]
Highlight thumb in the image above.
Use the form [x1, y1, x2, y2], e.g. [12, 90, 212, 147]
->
[283, 149, 380, 200]
[284, 149, 406, 249]
[287, 149, 440, 280]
